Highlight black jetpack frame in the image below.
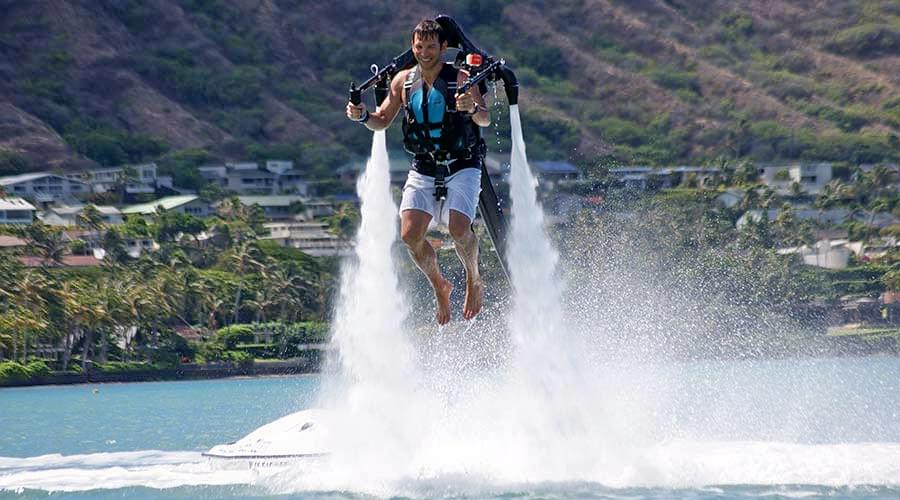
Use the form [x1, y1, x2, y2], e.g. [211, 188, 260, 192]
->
[348, 15, 518, 280]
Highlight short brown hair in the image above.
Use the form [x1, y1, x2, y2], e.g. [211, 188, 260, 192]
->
[411, 19, 445, 44]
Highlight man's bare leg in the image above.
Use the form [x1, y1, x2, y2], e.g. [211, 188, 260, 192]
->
[401, 209, 453, 325]
[449, 210, 482, 320]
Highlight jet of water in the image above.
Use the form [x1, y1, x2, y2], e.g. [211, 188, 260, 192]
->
[318, 132, 436, 483]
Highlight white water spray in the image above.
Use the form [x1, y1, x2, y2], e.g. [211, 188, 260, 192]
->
[314, 131, 434, 485]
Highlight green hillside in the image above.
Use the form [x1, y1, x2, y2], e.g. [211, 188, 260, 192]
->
[1, 0, 898, 185]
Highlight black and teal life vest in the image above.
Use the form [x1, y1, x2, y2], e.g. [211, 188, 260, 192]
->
[402, 63, 484, 162]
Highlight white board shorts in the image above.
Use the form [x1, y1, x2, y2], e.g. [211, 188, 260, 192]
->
[399, 167, 482, 229]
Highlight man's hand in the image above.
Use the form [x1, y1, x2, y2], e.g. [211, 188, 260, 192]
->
[455, 91, 478, 114]
[346, 102, 367, 121]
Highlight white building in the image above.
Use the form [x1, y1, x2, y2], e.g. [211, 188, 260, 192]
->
[199, 161, 309, 196]
[0, 173, 90, 204]
[68, 163, 169, 195]
[122, 195, 211, 219]
[777, 239, 851, 270]
[760, 163, 833, 195]
[41, 204, 123, 226]
[261, 221, 352, 257]
[229, 195, 309, 221]
[0, 197, 36, 225]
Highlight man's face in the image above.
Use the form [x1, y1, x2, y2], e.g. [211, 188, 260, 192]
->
[412, 33, 446, 71]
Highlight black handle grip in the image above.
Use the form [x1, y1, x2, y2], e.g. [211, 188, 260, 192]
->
[349, 82, 361, 105]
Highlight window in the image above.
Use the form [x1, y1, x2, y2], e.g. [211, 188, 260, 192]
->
[6, 210, 30, 220]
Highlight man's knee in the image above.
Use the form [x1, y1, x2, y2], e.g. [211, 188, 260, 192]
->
[400, 225, 424, 247]
[400, 212, 428, 247]
[448, 216, 473, 242]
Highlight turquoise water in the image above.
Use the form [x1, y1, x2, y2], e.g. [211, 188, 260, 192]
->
[1, 359, 899, 499]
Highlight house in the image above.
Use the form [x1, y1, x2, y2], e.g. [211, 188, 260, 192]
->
[226, 164, 278, 194]
[198, 161, 309, 196]
[41, 204, 123, 226]
[777, 239, 851, 269]
[65, 229, 157, 258]
[228, 195, 308, 221]
[760, 163, 833, 195]
[0, 197, 36, 225]
[337, 154, 412, 188]
[68, 163, 170, 195]
[608, 166, 655, 190]
[261, 221, 352, 257]
[0, 173, 89, 205]
[122, 195, 211, 219]
[262, 161, 309, 194]
[531, 160, 580, 189]
[659, 166, 721, 188]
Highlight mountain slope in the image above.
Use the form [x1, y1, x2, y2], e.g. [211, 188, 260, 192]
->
[0, 0, 897, 179]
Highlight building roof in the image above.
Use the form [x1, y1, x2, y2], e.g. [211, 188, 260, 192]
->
[532, 160, 579, 175]
[0, 172, 89, 186]
[0, 197, 36, 210]
[0, 173, 55, 185]
[122, 195, 200, 214]
[18, 255, 101, 267]
[228, 169, 277, 178]
[50, 205, 121, 216]
[233, 195, 306, 207]
[0, 235, 27, 247]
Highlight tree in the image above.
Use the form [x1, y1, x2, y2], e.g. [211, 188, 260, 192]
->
[16, 221, 67, 266]
[229, 240, 262, 324]
[76, 204, 106, 231]
[154, 208, 208, 244]
[12, 270, 50, 362]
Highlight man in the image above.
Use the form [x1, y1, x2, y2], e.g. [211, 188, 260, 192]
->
[346, 19, 491, 325]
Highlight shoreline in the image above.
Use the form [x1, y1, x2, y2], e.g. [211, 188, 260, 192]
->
[0, 357, 321, 388]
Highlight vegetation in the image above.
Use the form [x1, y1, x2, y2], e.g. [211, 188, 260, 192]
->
[4, 1, 899, 178]
[0, 198, 335, 379]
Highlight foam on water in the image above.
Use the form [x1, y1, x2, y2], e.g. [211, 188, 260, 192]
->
[0, 451, 256, 492]
[3, 440, 900, 494]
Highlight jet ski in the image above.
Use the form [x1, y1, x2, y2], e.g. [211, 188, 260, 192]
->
[203, 409, 329, 470]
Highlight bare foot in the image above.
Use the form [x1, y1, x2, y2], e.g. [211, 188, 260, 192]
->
[463, 278, 483, 320]
[434, 278, 453, 325]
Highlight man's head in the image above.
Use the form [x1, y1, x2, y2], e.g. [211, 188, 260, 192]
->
[411, 19, 447, 71]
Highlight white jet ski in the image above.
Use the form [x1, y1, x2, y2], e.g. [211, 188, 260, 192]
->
[203, 408, 329, 470]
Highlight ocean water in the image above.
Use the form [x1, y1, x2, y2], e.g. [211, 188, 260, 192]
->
[0, 358, 898, 499]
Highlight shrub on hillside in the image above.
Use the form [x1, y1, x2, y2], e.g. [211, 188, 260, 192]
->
[826, 24, 900, 57]
[214, 325, 255, 349]
[25, 360, 51, 378]
[94, 361, 155, 373]
[0, 361, 30, 384]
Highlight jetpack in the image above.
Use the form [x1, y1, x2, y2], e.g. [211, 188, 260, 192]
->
[349, 15, 518, 280]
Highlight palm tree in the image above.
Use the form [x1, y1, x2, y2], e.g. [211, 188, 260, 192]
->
[229, 240, 262, 324]
[72, 281, 106, 372]
[15, 270, 49, 361]
[17, 222, 67, 267]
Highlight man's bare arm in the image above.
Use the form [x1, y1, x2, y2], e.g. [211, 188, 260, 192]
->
[345, 71, 406, 131]
[455, 70, 490, 127]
